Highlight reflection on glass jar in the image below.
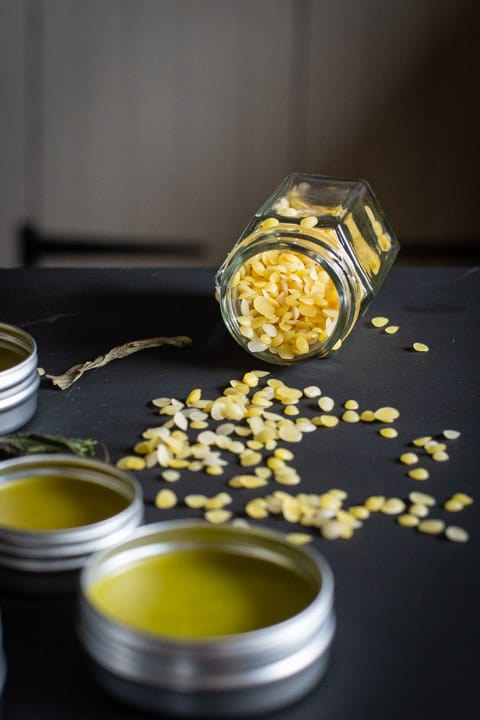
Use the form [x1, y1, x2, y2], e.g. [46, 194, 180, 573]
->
[215, 173, 399, 365]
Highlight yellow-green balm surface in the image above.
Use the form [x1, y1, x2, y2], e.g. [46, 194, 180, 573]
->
[0, 476, 129, 531]
[88, 549, 317, 639]
[0, 344, 27, 372]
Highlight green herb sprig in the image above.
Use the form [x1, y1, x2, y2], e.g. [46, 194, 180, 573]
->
[0, 433, 98, 460]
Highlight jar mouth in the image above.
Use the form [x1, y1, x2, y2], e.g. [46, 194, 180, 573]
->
[217, 235, 358, 365]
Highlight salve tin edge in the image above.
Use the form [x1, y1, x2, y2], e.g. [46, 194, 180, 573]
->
[0, 322, 40, 434]
[79, 520, 335, 717]
[0, 454, 144, 573]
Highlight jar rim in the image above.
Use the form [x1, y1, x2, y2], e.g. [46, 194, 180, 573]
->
[216, 231, 361, 364]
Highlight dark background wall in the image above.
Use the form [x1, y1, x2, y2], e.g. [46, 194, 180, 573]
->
[1, 0, 479, 267]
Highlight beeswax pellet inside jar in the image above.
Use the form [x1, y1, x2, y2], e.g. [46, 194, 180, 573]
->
[231, 250, 340, 362]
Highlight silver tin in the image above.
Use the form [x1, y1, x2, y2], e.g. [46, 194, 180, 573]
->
[0, 322, 40, 434]
[79, 521, 335, 717]
[0, 454, 144, 572]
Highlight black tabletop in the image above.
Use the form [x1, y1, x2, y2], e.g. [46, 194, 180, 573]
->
[0, 266, 479, 719]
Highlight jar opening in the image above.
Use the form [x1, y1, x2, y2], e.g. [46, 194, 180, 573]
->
[219, 243, 355, 364]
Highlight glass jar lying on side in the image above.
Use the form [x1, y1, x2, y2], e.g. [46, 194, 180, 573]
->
[215, 173, 399, 365]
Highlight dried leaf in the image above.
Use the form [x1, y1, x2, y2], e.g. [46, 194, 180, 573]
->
[45, 336, 192, 390]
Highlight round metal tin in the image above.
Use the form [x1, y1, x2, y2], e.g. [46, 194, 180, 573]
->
[0, 454, 144, 572]
[79, 521, 335, 717]
[0, 322, 40, 434]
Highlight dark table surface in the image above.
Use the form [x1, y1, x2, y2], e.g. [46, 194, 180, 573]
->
[0, 265, 479, 719]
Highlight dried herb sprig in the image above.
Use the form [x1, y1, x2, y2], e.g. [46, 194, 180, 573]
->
[0, 433, 98, 460]
[45, 335, 192, 390]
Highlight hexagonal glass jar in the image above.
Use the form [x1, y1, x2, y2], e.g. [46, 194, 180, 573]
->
[215, 173, 399, 365]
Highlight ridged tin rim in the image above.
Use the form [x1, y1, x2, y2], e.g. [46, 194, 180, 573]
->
[0, 322, 37, 383]
[0, 322, 39, 433]
[0, 454, 144, 572]
[79, 521, 335, 710]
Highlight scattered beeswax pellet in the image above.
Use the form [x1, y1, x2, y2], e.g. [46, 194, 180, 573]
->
[408, 467, 430, 481]
[443, 429, 461, 440]
[399, 452, 419, 465]
[116, 456, 146, 471]
[348, 506, 370, 520]
[381, 498, 406, 515]
[185, 388, 202, 405]
[161, 470, 180, 482]
[443, 499, 464, 512]
[425, 441, 446, 454]
[379, 427, 398, 438]
[365, 496, 386, 512]
[409, 491, 435, 506]
[418, 519, 445, 535]
[317, 396, 335, 412]
[412, 342, 429, 352]
[344, 399, 359, 410]
[155, 489, 177, 509]
[445, 526, 469, 543]
[432, 451, 449, 462]
[245, 499, 269, 519]
[397, 514, 419, 527]
[303, 385, 321, 398]
[205, 465, 224, 476]
[285, 532, 314, 545]
[371, 316, 389, 328]
[342, 410, 360, 423]
[317, 414, 339, 428]
[409, 503, 429, 518]
[384, 325, 399, 334]
[321, 520, 346, 540]
[451, 492, 473, 506]
[204, 509, 232, 524]
[274, 447, 294, 461]
[360, 410, 376, 422]
[184, 494, 208, 509]
[412, 436, 432, 447]
[374, 407, 400, 423]
[204, 493, 232, 510]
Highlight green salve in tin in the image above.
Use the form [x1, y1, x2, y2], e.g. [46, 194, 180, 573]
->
[88, 549, 317, 639]
[0, 475, 129, 531]
[0, 343, 28, 372]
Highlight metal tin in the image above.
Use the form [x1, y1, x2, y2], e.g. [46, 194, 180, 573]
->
[79, 521, 335, 717]
[0, 322, 40, 434]
[0, 454, 144, 572]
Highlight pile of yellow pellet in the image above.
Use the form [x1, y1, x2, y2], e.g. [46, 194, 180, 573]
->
[231, 250, 340, 360]
[116, 370, 470, 545]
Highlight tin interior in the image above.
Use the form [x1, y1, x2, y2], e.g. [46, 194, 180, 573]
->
[82, 522, 330, 644]
[0, 455, 144, 573]
[87, 543, 318, 639]
[0, 455, 142, 540]
[0, 472, 131, 532]
[0, 324, 34, 374]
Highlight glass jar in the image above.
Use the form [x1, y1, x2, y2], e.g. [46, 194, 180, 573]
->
[215, 173, 399, 365]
